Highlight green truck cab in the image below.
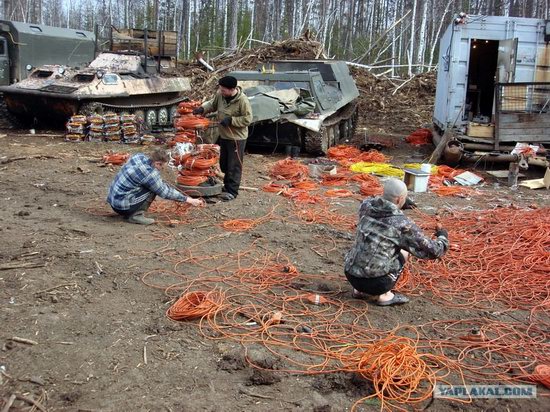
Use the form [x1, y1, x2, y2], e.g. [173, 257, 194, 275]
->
[0, 20, 95, 86]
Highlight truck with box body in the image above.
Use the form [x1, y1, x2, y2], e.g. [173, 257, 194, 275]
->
[0, 20, 95, 86]
[433, 14, 550, 153]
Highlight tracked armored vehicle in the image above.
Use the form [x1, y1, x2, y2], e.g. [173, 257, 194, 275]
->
[229, 60, 359, 154]
[0, 52, 191, 128]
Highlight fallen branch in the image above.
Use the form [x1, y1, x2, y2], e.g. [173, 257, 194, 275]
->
[1, 394, 16, 412]
[14, 394, 47, 412]
[10, 337, 38, 345]
[0, 155, 60, 165]
[34, 282, 78, 295]
[392, 75, 417, 95]
[0, 262, 46, 271]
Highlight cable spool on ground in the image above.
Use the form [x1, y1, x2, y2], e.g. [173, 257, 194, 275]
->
[177, 181, 223, 197]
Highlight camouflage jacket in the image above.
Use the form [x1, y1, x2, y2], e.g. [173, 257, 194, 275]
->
[345, 197, 449, 279]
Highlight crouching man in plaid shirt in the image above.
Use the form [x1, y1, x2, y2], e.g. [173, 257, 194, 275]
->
[107, 149, 204, 225]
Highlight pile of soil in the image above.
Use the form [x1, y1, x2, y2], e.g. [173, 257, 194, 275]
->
[177, 38, 436, 136]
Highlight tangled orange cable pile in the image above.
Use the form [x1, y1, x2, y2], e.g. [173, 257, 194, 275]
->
[269, 158, 309, 181]
[166, 290, 224, 321]
[328, 145, 390, 166]
[401, 207, 550, 311]
[344, 333, 459, 411]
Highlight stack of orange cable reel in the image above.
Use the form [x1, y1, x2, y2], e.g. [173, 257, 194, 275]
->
[173, 144, 220, 187]
[170, 101, 211, 146]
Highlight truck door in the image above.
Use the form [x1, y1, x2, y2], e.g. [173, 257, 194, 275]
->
[0, 37, 9, 86]
[496, 38, 518, 83]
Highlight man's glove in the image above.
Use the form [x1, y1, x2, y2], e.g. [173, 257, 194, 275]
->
[192, 106, 204, 115]
[435, 228, 449, 239]
[220, 117, 232, 127]
[402, 197, 417, 210]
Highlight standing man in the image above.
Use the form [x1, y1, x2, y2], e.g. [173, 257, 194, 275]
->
[344, 178, 449, 306]
[193, 76, 253, 201]
[107, 149, 204, 225]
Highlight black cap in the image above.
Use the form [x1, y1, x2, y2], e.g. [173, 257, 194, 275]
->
[218, 75, 237, 89]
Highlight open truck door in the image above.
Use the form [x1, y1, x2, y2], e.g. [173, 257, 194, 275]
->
[497, 38, 518, 83]
[0, 37, 9, 86]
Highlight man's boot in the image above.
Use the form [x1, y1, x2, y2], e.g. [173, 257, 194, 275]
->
[128, 211, 155, 225]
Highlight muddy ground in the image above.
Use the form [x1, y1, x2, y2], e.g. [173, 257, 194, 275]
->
[0, 130, 549, 412]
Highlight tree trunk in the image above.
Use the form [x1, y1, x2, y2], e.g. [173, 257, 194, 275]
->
[408, 0, 418, 77]
[416, 0, 428, 73]
[227, 0, 237, 49]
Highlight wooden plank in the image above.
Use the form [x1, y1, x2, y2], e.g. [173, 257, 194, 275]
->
[499, 128, 550, 135]
[499, 113, 550, 124]
[498, 122, 550, 130]
[498, 133, 550, 142]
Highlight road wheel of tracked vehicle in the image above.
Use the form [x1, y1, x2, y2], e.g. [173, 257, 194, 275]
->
[79, 102, 104, 116]
[145, 109, 157, 130]
[339, 119, 349, 141]
[169, 105, 178, 125]
[158, 107, 169, 126]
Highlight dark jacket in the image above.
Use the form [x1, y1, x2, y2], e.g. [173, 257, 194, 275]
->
[201, 87, 253, 141]
[345, 197, 449, 279]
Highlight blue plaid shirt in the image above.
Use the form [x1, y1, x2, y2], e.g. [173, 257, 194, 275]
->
[107, 153, 187, 210]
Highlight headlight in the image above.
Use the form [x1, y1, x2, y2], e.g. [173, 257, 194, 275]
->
[57, 67, 65, 75]
[96, 71, 104, 79]
[25, 64, 33, 71]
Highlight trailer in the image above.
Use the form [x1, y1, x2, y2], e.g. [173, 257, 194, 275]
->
[433, 14, 550, 153]
[0, 20, 96, 86]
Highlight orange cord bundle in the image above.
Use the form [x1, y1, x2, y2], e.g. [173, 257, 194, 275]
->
[431, 185, 476, 197]
[168, 131, 197, 146]
[357, 149, 391, 163]
[327, 145, 361, 162]
[359, 181, 383, 196]
[166, 290, 224, 321]
[176, 101, 202, 115]
[325, 189, 354, 198]
[174, 144, 220, 187]
[321, 172, 350, 186]
[262, 182, 288, 193]
[269, 158, 309, 181]
[533, 364, 550, 389]
[283, 189, 323, 204]
[346, 334, 458, 411]
[102, 152, 130, 165]
[405, 128, 433, 145]
[292, 180, 319, 191]
[175, 116, 211, 130]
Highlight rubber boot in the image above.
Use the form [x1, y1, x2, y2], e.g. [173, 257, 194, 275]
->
[128, 211, 155, 225]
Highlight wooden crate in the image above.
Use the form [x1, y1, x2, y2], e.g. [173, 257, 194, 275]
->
[467, 122, 494, 138]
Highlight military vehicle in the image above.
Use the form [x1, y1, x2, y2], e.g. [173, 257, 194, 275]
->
[0, 20, 95, 86]
[0, 51, 191, 128]
[229, 60, 359, 154]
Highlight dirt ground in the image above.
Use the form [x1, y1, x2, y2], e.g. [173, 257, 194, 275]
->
[0, 130, 549, 412]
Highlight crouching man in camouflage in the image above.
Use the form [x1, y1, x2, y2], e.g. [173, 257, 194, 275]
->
[344, 178, 449, 306]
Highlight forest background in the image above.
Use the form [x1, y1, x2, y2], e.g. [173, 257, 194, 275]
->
[2, 0, 549, 76]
